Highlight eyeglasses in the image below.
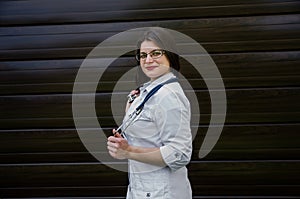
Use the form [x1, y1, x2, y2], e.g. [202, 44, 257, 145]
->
[136, 49, 165, 61]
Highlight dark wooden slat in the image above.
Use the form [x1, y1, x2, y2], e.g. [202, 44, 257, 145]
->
[0, 163, 128, 187]
[1, 148, 299, 165]
[0, 115, 295, 130]
[1, 23, 299, 50]
[1, 0, 293, 16]
[188, 161, 300, 185]
[1, 14, 299, 37]
[1, 75, 299, 96]
[1, 1, 299, 26]
[0, 57, 133, 71]
[0, 47, 91, 61]
[0, 124, 299, 164]
[0, 161, 299, 196]
[0, 186, 127, 198]
[1, 111, 300, 129]
[195, 124, 300, 160]
[191, 184, 300, 197]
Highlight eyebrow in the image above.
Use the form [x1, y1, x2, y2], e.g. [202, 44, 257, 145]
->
[140, 49, 162, 53]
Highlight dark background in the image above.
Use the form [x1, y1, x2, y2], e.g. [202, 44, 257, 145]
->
[0, 0, 300, 198]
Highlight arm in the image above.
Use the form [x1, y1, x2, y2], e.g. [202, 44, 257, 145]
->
[107, 130, 167, 167]
[155, 89, 193, 171]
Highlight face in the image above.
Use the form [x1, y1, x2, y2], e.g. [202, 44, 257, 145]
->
[139, 40, 170, 81]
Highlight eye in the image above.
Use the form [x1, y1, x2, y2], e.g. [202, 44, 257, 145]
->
[139, 52, 147, 59]
[151, 50, 162, 57]
[136, 49, 164, 61]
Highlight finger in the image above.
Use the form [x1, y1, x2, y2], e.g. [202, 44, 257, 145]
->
[107, 145, 117, 153]
[130, 90, 137, 94]
[108, 150, 117, 158]
[113, 129, 121, 136]
[107, 141, 119, 148]
[114, 132, 122, 138]
[108, 136, 120, 142]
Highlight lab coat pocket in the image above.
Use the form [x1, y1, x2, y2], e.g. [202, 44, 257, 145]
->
[132, 109, 157, 136]
[131, 179, 168, 199]
[136, 109, 153, 122]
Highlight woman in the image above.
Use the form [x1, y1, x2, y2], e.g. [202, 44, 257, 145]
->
[107, 27, 193, 199]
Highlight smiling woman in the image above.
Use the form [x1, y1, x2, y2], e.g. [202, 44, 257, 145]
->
[107, 27, 193, 199]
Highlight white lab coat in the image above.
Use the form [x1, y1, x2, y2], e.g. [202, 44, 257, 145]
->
[123, 72, 193, 199]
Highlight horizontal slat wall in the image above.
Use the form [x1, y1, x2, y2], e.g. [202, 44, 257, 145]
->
[0, 0, 300, 198]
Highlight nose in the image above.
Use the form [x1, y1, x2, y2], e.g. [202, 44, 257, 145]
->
[145, 53, 153, 63]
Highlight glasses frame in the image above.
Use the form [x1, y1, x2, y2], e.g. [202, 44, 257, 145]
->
[136, 49, 165, 61]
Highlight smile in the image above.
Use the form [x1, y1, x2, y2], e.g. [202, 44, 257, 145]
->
[145, 66, 158, 71]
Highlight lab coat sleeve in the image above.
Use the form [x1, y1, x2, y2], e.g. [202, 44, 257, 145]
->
[155, 89, 193, 172]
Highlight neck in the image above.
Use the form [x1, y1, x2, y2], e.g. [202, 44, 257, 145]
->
[150, 71, 171, 82]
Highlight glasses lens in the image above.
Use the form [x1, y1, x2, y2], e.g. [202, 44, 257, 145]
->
[139, 52, 147, 60]
[151, 50, 163, 59]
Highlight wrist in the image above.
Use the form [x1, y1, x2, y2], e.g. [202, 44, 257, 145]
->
[124, 145, 134, 159]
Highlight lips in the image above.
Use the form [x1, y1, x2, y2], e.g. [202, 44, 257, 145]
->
[145, 66, 158, 71]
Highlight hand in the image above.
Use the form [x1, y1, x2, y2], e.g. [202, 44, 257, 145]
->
[126, 89, 140, 112]
[129, 89, 140, 98]
[107, 129, 130, 159]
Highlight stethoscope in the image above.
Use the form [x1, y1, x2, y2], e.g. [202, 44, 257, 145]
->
[114, 77, 178, 139]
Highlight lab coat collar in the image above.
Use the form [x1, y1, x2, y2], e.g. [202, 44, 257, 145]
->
[142, 72, 176, 93]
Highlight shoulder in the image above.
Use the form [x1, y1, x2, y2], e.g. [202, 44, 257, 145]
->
[156, 82, 190, 110]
